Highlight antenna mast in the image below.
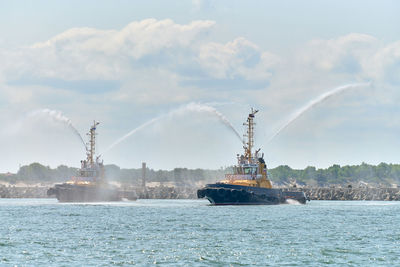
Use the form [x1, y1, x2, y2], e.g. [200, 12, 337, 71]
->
[243, 108, 258, 160]
[87, 121, 100, 165]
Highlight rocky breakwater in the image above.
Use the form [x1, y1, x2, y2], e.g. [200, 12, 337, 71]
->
[282, 187, 400, 201]
[0, 185, 50, 198]
[136, 186, 197, 199]
[1, 183, 198, 200]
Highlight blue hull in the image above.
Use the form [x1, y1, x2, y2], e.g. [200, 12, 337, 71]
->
[197, 183, 307, 205]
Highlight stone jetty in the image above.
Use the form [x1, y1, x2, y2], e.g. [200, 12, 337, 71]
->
[135, 186, 196, 199]
[283, 187, 400, 201]
[1, 184, 197, 199]
[0, 185, 49, 198]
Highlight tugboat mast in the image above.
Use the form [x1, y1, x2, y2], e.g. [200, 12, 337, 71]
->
[87, 121, 100, 165]
[243, 108, 258, 161]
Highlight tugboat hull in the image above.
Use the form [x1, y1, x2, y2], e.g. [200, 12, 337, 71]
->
[197, 183, 307, 205]
[47, 184, 121, 202]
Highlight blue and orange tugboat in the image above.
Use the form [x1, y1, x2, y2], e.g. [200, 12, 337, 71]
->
[197, 109, 308, 205]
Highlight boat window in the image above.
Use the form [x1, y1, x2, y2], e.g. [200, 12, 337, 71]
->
[244, 167, 257, 175]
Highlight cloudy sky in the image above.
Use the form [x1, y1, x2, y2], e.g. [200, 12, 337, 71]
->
[0, 0, 399, 172]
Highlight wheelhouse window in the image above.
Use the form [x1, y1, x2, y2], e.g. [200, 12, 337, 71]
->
[243, 166, 257, 175]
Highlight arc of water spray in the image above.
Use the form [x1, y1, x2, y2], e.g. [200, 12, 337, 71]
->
[101, 116, 164, 155]
[101, 102, 243, 155]
[266, 82, 371, 144]
[29, 109, 86, 149]
[183, 103, 243, 142]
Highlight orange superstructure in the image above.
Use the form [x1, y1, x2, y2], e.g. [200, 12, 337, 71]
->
[220, 108, 272, 189]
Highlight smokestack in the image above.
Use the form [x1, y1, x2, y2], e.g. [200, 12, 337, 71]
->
[142, 162, 146, 188]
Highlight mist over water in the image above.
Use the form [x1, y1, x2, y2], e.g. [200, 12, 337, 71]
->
[102, 102, 242, 155]
[266, 82, 371, 144]
[29, 109, 86, 150]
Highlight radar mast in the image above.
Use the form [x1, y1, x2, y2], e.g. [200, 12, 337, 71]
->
[86, 121, 100, 165]
[243, 108, 258, 161]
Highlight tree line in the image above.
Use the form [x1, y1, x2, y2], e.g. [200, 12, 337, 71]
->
[1, 162, 400, 186]
[269, 163, 400, 186]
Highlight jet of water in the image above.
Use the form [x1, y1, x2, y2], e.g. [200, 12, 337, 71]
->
[267, 82, 371, 144]
[182, 103, 243, 142]
[102, 102, 242, 155]
[102, 115, 164, 155]
[29, 109, 86, 149]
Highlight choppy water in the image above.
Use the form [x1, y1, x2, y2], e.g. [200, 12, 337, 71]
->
[1, 199, 400, 266]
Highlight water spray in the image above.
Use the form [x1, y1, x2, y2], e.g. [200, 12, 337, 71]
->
[29, 109, 86, 149]
[182, 103, 243, 142]
[102, 102, 243, 155]
[101, 115, 163, 155]
[266, 82, 371, 144]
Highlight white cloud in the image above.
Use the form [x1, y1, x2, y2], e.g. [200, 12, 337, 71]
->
[304, 33, 378, 72]
[368, 41, 400, 84]
[11, 19, 218, 80]
[197, 37, 279, 80]
[1, 22, 399, 118]
[8, 22, 400, 108]
[1, 18, 281, 107]
[299, 33, 400, 86]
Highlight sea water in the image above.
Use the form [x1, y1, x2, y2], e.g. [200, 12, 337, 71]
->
[1, 199, 399, 266]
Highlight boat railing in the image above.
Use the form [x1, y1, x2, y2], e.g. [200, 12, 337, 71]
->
[225, 174, 263, 180]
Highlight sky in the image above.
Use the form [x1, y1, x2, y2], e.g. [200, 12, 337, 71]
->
[0, 0, 399, 172]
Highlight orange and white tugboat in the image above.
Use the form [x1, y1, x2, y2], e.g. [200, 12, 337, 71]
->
[47, 121, 122, 202]
[197, 109, 308, 205]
